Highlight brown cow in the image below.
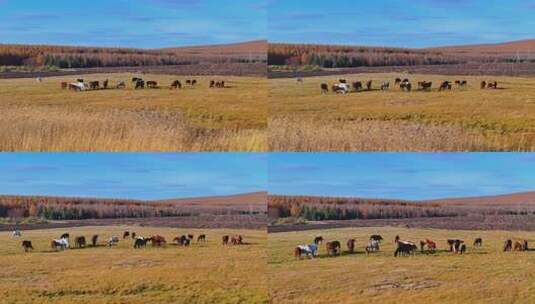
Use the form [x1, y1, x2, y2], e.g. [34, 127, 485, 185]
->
[149, 235, 166, 247]
[197, 234, 206, 242]
[147, 81, 158, 88]
[22, 240, 33, 252]
[231, 235, 243, 245]
[504, 239, 513, 252]
[91, 234, 99, 247]
[75, 236, 86, 248]
[123, 231, 130, 239]
[222, 235, 230, 245]
[103, 79, 109, 89]
[439, 81, 452, 91]
[314, 236, 324, 245]
[480, 81, 487, 89]
[347, 239, 355, 253]
[89, 81, 99, 90]
[473, 238, 482, 247]
[326, 241, 341, 256]
[394, 78, 402, 85]
[320, 83, 329, 94]
[352, 81, 363, 92]
[418, 81, 432, 91]
[171, 80, 182, 89]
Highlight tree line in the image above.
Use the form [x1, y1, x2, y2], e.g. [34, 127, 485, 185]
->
[268, 195, 460, 221]
[268, 43, 508, 68]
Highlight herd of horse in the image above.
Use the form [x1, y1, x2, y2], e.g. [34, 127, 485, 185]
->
[294, 234, 530, 259]
[320, 77, 500, 94]
[58, 77, 228, 92]
[15, 229, 245, 252]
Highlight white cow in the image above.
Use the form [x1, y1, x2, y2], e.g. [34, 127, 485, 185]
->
[333, 83, 349, 94]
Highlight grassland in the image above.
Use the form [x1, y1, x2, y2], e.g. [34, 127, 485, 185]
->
[269, 73, 535, 151]
[0, 226, 267, 304]
[268, 227, 535, 303]
[0, 73, 266, 151]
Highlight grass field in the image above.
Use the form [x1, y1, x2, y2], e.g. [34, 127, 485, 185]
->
[0, 226, 267, 304]
[269, 227, 535, 303]
[0, 73, 267, 152]
[269, 73, 535, 151]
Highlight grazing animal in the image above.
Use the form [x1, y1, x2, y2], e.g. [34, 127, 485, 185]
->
[147, 81, 158, 88]
[326, 241, 341, 256]
[366, 80, 372, 90]
[171, 80, 182, 89]
[394, 241, 417, 257]
[514, 241, 524, 251]
[132, 77, 140, 83]
[439, 81, 452, 91]
[51, 238, 69, 251]
[186, 80, 191, 85]
[134, 237, 147, 248]
[418, 81, 432, 91]
[380, 81, 390, 90]
[135, 79, 145, 89]
[352, 81, 363, 92]
[89, 81, 100, 90]
[116, 81, 126, 89]
[91, 235, 98, 247]
[420, 239, 436, 253]
[369, 235, 383, 242]
[346, 239, 356, 253]
[197, 234, 206, 242]
[222, 235, 230, 245]
[504, 239, 513, 252]
[61, 82, 68, 89]
[149, 235, 166, 247]
[60, 233, 70, 240]
[108, 236, 119, 247]
[459, 244, 467, 254]
[231, 235, 243, 245]
[210, 80, 215, 88]
[75, 236, 86, 248]
[22, 240, 33, 252]
[488, 81, 498, 89]
[332, 83, 349, 94]
[320, 83, 329, 94]
[131, 232, 136, 239]
[123, 231, 130, 239]
[103, 79, 109, 89]
[295, 244, 318, 259]
[455, 80, 467, 89]
[339, 79, 347, 84]
[69, 82, 85, 91]
[394, 235, 400, 244]
[314, 236, 324, 245]
[394, 78, 402, 85]
[480, 81, 487, 89]
[473, 238, 482, 247]
[400, 80, 412, 92]
[191, 80, 197, 86]
[187, 234, 194, 240]
[366, 239, 380, 253]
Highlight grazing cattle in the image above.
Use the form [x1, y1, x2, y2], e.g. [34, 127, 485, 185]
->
[380, 81, 390, 91]
[455, 80, 467, 89]
[366, 80, 372, 90]
[295, 244, 318, 259]
[75, 236, 86, 248]
[314, 236, 324, 245]
[131, 232, 136, 239]
[231, 235, 243, 245]
[504, 239, 513, 252]
[60, 233, 70, 240]
[171, 80, 182, 89]
[352, 81, 363, 92]
[134, 238, 147, 248]
[346, 239, 356, 253]
[480, 81, 487, 89]
[69, 82, 85, 91]
[108, 236, 119, 247]
[339, 79, 347, 84]
[326, 241, 341, 256]
[186, 80, 191, 85]
[61, 82, 68, 89]
[51, 238, 69, 251]
[439, 81, 452, 91]
[123, 231, 130, 239]
[488, 81, 498, 89]
[447, 239, 464, 252]
[135, 79, 145, 89]
[91, 235, 98, 247]
[89, 81, 100, 90]
[103, 79, 109, 89]
[419, 239, 437, 253]
[222, 235, 230, 245]
[116, 81, 126, 89]
[210, 80, 215, 88]
[147, 81, 158, 88]
[366, 239, 380, 253]
[149, 235, 166, 247]
[459, 244, 467, 254]
[394, 78, 402, 85]
[320, 83, 329, 94]
[22, 240, 33, 252]
[394, 235, 400, 244]
[191, 80, 197, 86]
[417, 81, 432, 91]
[132, 77, 141, 83]
[369, 235, 383, 242]
[394, 241, 417, 257]
[332, 83, 349, 94]
[173, 235, 189, 246]
[473, 238, 482, 247]
[187, 234, 194, 240]
[400, 80, 412, 92]
[215, 81, 225, 88]
[197, 234, 206, 242]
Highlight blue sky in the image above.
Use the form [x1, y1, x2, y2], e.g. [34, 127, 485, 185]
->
[0, 153, 266, 200]
[269, 153, 535, 200]
[268, 0, 535, 47]
[0, 0, 266, 48]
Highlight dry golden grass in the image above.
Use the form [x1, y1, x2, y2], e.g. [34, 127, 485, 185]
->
[0, 226, 267, 304]
[269, 73, 535, 151]
[0, 74, 267, 151]
[269, 227, 535, 303]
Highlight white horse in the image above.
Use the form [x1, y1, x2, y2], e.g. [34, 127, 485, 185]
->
[52, 238, 69, 250]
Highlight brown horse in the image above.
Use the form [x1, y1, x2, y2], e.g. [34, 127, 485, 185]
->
[473, 238, 482, 247]
[320, 83, 329, 94]
[231, 235, 243, 245]
[123, 231, 130, 239]
[197, 234, 206, 242]
[149, 235, 166, 247]
[352, 81, 363, 92]
[346, 239, 355, 253]
[170, 80, 182, 89]
[314, 236, 324, 245]
[187, 234, 194, 240]
[75, 236, 86, 248]
[22, 240, 33, 252]
[222, 235, 230, 245]
[326, 241, 341, 256]
[480, 81, 487, 89]
[504, 239, 513, 251]
[420, 239, 436, 253]
[91, 235, 98, 247]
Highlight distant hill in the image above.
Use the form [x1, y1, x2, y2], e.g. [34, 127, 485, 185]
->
[427, 39, 535, 57]
[167, 40, 267, 55]
[425, 191, 535, 206]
